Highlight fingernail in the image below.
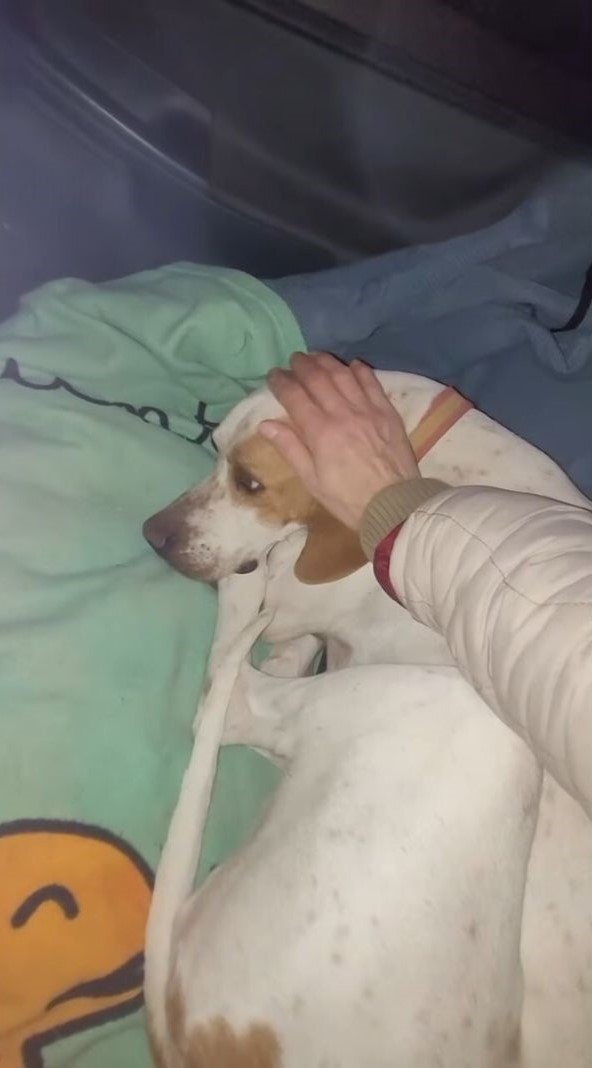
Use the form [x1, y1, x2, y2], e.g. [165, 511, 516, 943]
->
[259, 421, 278, 439]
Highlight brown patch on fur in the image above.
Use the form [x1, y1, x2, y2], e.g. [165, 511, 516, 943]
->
[144, 983, 187, 1068]
[294, 509, 367, 584]
[167, 980, 187, 1054]
[231, 435, 367, 584]
[187, 1016, 281, 1068]
[230, 435, 316, 521]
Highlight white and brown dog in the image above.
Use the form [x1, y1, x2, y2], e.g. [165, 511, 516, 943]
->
[144, 370, 592, 1067]
[146, 603, 540, 1068]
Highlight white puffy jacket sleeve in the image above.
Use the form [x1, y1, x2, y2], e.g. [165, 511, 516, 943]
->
[390, 488, 592, 817]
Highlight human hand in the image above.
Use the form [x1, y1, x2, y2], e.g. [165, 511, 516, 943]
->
[260, 352, 420, 530]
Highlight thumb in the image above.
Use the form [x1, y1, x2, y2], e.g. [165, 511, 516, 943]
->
[259, 420, 315, 485]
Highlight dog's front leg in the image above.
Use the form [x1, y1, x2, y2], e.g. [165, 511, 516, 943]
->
[222, 664, 303, 763]
[260, 634, 323, 678]
[206, 567, 268, 682]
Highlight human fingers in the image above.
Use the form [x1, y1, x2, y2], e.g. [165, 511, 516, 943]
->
[258, 419, 316, 487]
[267, 365, 326, 436]
[288, 352, 356, 415]
[351, 360, 401, 418]
[310, 352, 369, 408]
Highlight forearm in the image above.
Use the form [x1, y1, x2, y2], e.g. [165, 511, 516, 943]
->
[363, 484, 592, 816]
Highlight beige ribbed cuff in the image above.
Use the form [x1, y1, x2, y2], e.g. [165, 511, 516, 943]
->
[360, 478, 450, 560]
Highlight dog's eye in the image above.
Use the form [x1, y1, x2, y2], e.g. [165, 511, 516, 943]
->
[234, 468, 264, 494]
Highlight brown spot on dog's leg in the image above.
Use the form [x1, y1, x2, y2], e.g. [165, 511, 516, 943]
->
[189, 1016, 281, 1068]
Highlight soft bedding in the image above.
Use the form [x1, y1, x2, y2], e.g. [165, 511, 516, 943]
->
[0, 265, 303, 1068]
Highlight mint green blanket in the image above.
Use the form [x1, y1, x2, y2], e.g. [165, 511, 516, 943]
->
[0, 265, 304, 1068]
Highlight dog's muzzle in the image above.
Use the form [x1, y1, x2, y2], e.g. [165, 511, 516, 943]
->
[143, 511, 258, 578]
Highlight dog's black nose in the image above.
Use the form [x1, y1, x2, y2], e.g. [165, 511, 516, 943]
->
[143, 515, 175, 555]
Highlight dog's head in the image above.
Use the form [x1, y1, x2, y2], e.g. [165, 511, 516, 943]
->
[143, 389, 367, 584]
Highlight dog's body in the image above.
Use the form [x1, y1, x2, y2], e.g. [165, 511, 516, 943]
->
[145, 371, 592, 1067]
[159, 658, 539, 1067]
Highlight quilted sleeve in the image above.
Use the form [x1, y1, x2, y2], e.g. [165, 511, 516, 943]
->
[388, 486, 592, 816]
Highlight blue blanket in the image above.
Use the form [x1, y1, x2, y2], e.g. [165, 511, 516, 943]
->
[269, 162, 592, 496]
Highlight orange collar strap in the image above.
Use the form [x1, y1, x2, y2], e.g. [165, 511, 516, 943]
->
[410, 386, 473, 462]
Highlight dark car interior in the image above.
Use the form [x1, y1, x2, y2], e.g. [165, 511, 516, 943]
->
[2, 0, 591, 323]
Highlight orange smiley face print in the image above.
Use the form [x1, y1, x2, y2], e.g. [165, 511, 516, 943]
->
[0, 819, 153, 1068]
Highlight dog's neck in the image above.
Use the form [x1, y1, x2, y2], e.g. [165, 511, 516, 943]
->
[264, 545, 451, 670]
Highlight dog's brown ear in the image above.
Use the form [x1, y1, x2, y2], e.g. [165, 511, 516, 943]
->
[294, 506, 367, 584]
